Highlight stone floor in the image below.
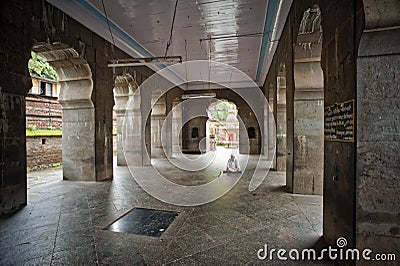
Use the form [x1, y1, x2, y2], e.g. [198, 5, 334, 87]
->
[1, 150, 325, 265]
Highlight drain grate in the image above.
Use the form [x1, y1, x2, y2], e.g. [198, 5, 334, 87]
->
[104, 207, 178, 237]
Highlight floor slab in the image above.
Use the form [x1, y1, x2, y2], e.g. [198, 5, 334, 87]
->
[1, 151, 324, 265]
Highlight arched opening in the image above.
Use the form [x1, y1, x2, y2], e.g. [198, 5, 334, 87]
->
[291, 5, 324, 195]
[30, 42, 96, 181]
[207, 100, 239, 151]
[26, 51, 62, 179]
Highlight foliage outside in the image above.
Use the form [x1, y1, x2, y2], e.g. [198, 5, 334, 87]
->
[28, 51, 58, 81]
[207, 101, 237, 122]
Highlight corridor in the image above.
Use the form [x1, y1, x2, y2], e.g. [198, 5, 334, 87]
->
[1, 152, 322, 265]
[1, 0, 399, 264]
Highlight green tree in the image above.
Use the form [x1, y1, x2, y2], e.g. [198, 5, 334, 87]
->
[207, 101, 237, 122]
[28, 52, 58, 81]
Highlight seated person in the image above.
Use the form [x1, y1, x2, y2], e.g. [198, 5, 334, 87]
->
[225, 154, 241, 173]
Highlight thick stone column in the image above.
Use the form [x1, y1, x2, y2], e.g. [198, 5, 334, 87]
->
[291, 7, 324, 195]
[263, 99, 270, 156]
[172, 99, 182, 155]
[113, 75, 136, 166]
[276, 75, 287, 171]
[151, 93, 167, 158]
[269, 83, 278, 168]
[58, 70, 95, 181]
[292, 60, 324, 195]
[125, 89, 151, 166]
[0, 82, 31, 214]
[162, 110, 173, 158]
[357, 0, 400, 254]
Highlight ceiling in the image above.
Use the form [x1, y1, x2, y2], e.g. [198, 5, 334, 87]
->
[47, 0, 292, 87]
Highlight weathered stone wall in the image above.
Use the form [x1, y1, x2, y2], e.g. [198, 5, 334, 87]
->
[263, 0, 365, 248]
[26, 136, 62, 169]
[27, 135, 115, 170]
[181, 98, 209, 154]
[356, 0, 400, 258]
[320, 0, 364, 248]
[26, 95, 62, 129]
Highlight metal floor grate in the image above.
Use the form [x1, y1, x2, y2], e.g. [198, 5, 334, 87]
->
[104, 207, 178, 237]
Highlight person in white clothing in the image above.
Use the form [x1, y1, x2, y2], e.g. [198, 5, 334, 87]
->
[225, 154, 241, 173]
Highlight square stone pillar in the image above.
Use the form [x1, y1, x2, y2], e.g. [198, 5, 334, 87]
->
[172, 99, 182, 156]
[0, 89, 28, 215]
[292, 60, 324, 195]
[151, 95, 167, 158]
[58, 78, 96, 181]
[357, 13, 400, 254]
[276, 76, 287, 171]
[124, 92, 151, 166]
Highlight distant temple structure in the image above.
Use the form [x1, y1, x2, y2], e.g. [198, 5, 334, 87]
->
[210, 109, 239, 148]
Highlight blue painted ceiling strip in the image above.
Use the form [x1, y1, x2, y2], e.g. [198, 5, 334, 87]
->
[74, 0, 153, 58]
[256, 0, 279, 82]
[74, 0, 187, 83]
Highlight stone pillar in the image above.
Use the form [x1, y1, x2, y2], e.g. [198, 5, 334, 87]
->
[0, 81, 31, 214]
[58, 70, 96, 181]
[238, 118, 249, 154]
[151, 93, 167, 158]
[172, 99, 182, 155]
[115, 108, 128, 166]
[276, 75, 287, 171]
[162, 109, 173, 158]
[263, 100, 269, 156]
[292, 58, 324, 195]
[113, 75, 136, 166]
[31, 44, 98, 181]
[356, 0, 400, 254]
[291, 6, 324, 195]
[270, 83, 278, 168]
[124, 89, 151, 166]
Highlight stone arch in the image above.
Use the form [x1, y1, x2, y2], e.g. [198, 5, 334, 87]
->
[210, 91, 261, 155]
[113, 73, 138, 166]
[291, 5, 324, 195]
[206, 99, 240, 150]
[32, 42, 96, 181]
